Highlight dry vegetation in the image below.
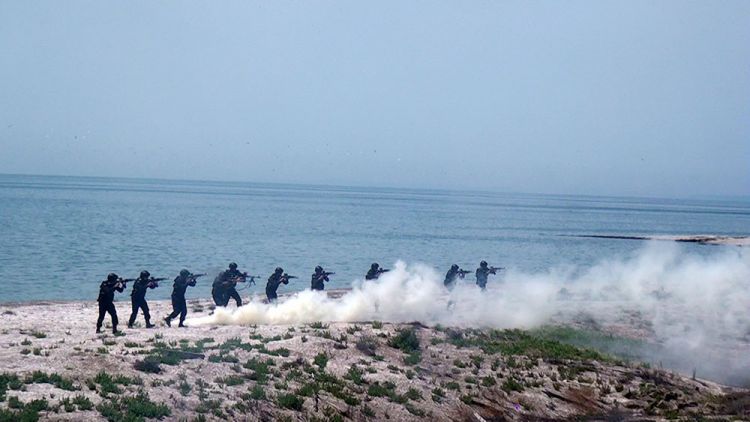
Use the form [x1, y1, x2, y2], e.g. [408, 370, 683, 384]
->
[0, 299, 748, 421]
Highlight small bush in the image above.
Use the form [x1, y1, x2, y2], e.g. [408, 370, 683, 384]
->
[388, 328, 420, 353]
[313, 352, 328, 369]
[277, 393, 304, 411]
[355, 336, 379, 356]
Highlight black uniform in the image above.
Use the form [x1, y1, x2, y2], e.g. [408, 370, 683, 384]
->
[266, 271, 289, 302]
[222, 268, 243, 306]
[366, 263, 387, 280]
[166, 273, 196, 327]
[310, 269, 329, 291]
[475, 264, 496, 290]
[128, 276, 157, 328]
[444, 266, 460, 289]
[96, 279, 124, 333]
[211, 275, 227, 307]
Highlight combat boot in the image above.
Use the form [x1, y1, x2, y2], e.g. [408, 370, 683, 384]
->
[164, 317, 171, 327]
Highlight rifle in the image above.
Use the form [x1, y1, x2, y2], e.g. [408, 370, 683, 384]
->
[377, 268, 390, 275]
[188, 273, 206, 281]
[148, 277, 167, 287]
[488, 266, 505, 274]
[237, 273, 262, 285]
[112, 278, 135, 289]
[456, 269, 472, 278]
[282, 274, 298, 281]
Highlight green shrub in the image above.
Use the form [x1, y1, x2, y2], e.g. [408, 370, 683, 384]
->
[276, 393, 304, 411]
[388, 328, 420, 353]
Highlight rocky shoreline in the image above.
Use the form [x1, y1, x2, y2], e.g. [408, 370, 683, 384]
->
[1, 299, 748, 421]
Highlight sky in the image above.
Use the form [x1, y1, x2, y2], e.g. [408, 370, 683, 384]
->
[0, 1, 748, 198]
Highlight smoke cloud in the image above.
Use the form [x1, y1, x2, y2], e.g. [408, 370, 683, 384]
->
[189, 243, 750, 385]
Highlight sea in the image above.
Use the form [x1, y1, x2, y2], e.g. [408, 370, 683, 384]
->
[1, 173, 748, 303]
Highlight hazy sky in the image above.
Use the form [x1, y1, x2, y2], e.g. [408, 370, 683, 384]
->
[1, 1, 748, 197]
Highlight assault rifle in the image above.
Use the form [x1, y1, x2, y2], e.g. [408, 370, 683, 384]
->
[188, 273, 206, 282]
[282, 274, 298, 281]
[108, 278, 135, 289]
[488, 266, 505, 274]
[237, 273, 262, 285]
[148, 277, 167, 287]
[456, 269, 472, 278]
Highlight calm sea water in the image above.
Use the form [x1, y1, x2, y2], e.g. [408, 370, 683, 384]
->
[1, 174, 748, 303]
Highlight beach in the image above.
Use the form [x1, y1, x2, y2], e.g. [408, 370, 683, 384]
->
[1, 299, 748, 421]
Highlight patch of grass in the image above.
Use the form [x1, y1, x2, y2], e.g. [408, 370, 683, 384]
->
[248, 385, 266, 400]
[345, 365, 365, 385]
[24, 371, 77, 391]
[244, 357, 271, 384]
[404, 402, 425, 416]
[404, 387, 423, 401]
[356, 335, 379, 356]
[97, 391, 170, 421]
[20, 349, 31, 355]
[313, 352, 329, 369]
[449, 328, 614, 363]
[30, 331, 46, 339]
[134, 358, 161, 374]
[481, 376, 497, 387]
[21, 339, 32, 346]
[501, 377, 525, 393]
[72, 395, 94, 411]
[277, 393, 305, 411]
[371, 321, 383, 329]
[403, 351, 422, 366]
[444, 381, 460, 391]
[388, 327, 420, 353]
[309, 322, 329, 329]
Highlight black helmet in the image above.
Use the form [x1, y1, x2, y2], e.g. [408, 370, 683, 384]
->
[480, 261, 488, 267]
[107, 273, 118, 281]
[229, 262, 238, 269]
[140, 270, 150, 279]
[180, 269, 190, 277]
[275, 267, 283, 274]
[315, 266, 323, 273]
[451, 264, 459, 270]
[371, 263, 379, 270]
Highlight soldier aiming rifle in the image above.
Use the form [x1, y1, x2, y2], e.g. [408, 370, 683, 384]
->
[165, 269, 201, 328]
[475, 261, 504, 290]
[266, 267, 297, 302]
[365, 263, 390, 280]
[96, 273, 133, 334]
[128, 270, 167, 328]
[444, 264, 472, 289]
[311, 266, 335, 291]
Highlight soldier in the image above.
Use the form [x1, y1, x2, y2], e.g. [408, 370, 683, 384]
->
[223, 262, 245, 307]
[475, 260, 498, 290]
[165, 269, 197, 328]
[310, 266, 330, 291]
[266, 267, 294, 302]
[212, 262, 247, 307]
[96, 273, 127, 334]
[127, 270, 158, 328]
[444, 264, 470, 290]
[444, 264, 460, 289]
[365, 263, 389, 280]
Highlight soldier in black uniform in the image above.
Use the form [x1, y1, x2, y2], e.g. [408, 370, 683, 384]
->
[444, 264, 461, 289]
[365, 263, 389, 280]
[165, 269, 197, 328]
[310, 266, 329, 291]
[127, 270, 158, 328]
[96, 273, 126, 334]
[266, 267, 291, 302]
[222, 262, 244, 307]
[212, 262, 247, 307]
[475, 260, 497, 290]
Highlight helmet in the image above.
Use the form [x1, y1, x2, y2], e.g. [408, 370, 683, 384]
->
[480, 261, 488, 267]
[140, 270, 150, 279]
[107, 273, 118, 281]
[275, 267, 283, 274]
[451, 264, 459, 270]
[180, 269, 190, 277]
[315, 266, 323, 273]
[229, 262, 238, 269]
[371, 263, 379, 270]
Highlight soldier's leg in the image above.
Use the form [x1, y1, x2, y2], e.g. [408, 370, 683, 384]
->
[142, 301, 153, 327]
[96, 302, 107, 332]
[228, 288, 242, 307]
[178, 297, 188, 326]
[128, 298, 139, 328]
[212, 288, 224, 306]
[107, 302, 119, 333]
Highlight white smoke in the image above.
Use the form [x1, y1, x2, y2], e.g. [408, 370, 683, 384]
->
[189, 243, 750, 385]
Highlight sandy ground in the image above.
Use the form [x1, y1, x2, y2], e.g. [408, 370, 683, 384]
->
[0, 298, 748, 421]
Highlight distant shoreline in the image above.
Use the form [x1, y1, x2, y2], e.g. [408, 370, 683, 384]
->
[565, 234, 749, 246]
